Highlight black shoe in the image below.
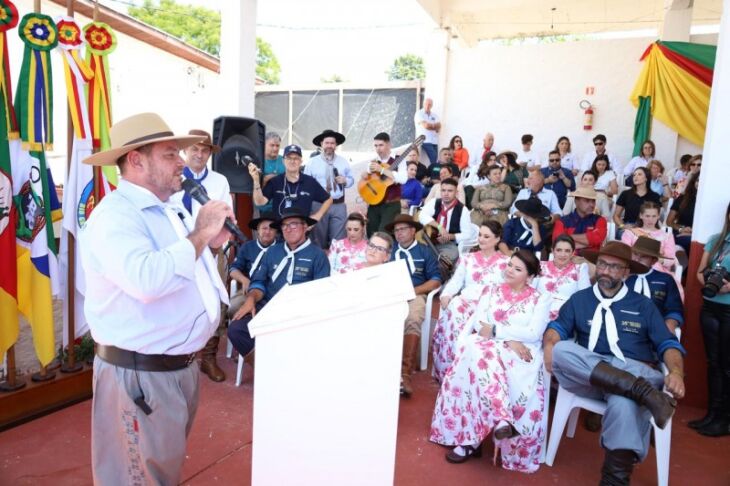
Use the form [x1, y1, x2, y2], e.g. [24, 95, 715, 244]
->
[599, 449, 637, 486]
[697, 419, 730, 437]
[688, 410, 719, 430]
[445, 444, 482, 464]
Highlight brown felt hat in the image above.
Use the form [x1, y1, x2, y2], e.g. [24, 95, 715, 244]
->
[384, 214, 423, 233]
[632, 236, 663, 260]
[83, 113, 205, 166]
[583, 241, 649, 274]
[188, 129, 221, 153]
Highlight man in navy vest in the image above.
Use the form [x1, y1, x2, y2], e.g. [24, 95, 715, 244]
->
[418, 178, 474, 264]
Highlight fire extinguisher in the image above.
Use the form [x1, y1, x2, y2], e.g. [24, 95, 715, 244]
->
[580, 100, 593, 130]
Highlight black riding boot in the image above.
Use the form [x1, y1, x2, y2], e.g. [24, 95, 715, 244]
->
[599, 449, 637, 486]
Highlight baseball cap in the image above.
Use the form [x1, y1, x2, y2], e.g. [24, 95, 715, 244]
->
[283, 144, 303, 157]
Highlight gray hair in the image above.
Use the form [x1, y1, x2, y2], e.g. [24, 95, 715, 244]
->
[265, 131, 281, 143]
[370, 231, 394, 252]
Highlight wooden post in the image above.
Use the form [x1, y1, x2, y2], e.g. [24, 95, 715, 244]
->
[31, 364, 55, 382]
[62, 0, 83, 373]
[0, 347, 26, 392]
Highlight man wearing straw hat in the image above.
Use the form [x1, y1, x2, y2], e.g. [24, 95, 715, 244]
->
[80, 113, 234, 485]
[552, 185, 607, 255]
[543, 241, 685, 485]
[171, 129, 233, 383]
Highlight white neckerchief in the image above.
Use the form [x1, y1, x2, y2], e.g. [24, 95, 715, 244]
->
[163, 204, 229, 324]
[633, 269, 653, 298]
[518, 218, 533, 245]
[589, 283, 628, 362]
[249, 239, 271, 278]
[271, 239, 311, 285]
[395, 240, 418, 274]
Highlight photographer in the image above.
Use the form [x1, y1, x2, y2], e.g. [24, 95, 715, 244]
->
[693, 201, 730, 437]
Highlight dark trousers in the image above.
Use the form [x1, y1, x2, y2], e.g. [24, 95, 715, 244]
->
[676, 234, 691, 255]
[227, 302, 265, 357]
[367, 201, 401, 237]
[700, 299, 730, 413]
[422, 143, 438, 164]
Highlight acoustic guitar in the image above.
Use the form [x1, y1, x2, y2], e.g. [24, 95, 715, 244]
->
[357, 135, 425, 205]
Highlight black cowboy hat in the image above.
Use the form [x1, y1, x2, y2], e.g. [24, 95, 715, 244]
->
[248, 211, 278, 231]
[384, 214, 423, 233]
[312, 129, 346, 147]
[270, 207, 318, 229]
[583, 241, 649, 274]
[514, 197, 551, 220]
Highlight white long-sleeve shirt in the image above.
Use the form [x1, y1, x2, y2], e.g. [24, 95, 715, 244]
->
[304, 153, 354, 199]
[418, 198, 475, 243]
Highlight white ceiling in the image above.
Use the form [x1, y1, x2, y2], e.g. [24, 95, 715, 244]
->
[416, 0, 723, 45]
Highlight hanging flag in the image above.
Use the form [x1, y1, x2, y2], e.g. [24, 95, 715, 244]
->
[56, 15, 97, 345]
[83, 21, 117, 187]
[12, 141, 60, 367]
[14, 12, 57, 151]
[0, 0, 19, 360]
[630, 40, 717, 148]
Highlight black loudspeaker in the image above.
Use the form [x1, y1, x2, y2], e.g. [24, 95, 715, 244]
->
[212, 116, 266, 194]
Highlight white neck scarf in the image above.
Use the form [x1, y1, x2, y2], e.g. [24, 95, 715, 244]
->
[633, 269, 653, 298]
[163, 204, 229, 324]
[588, 283, 628, 362]
[249, 239, 270, 278]
[395, 240, 418, 274]
[271, 239, 311, 285]
[518, 218, 533, 245]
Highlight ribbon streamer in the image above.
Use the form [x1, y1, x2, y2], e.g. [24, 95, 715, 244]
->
[0, 0, 19, 138]
[83, 21, 116, 151]
[56, 17, 93, 140]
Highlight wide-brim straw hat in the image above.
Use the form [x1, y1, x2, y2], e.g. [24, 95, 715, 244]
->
[583, 241, 649, 274]
[570, 186, 599, 200]
[83, 113, 206, 166]
[384, 214, 423, 233]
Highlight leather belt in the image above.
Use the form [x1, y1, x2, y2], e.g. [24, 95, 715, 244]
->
[97, 344, 196, 372]
[332, 196, 345, 204]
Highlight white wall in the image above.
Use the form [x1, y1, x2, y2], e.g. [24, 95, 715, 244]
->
[438, 33, 718, 171]
[10, 0, 222, 184]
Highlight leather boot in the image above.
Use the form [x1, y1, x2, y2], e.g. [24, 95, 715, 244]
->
[589, 361, 676, 429]
[698, 373, 730, 437]
[690, 363, 724, 429]
[199, 336, 226, 382]
[599, 449, 637, 486]
[401, 334, 420, 398]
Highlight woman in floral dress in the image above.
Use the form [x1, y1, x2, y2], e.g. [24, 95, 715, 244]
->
[430, 250, 550, 473]
[533, 234, 591, 321]
[328, 213, 368, 274]
[431, 221, 509, 382]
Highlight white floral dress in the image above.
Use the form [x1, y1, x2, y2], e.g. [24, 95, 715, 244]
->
[328, 238, 367, 274]
[431, 251, 508, 382]
[533, 261, 591, 321]
[430, 283, 550, 473]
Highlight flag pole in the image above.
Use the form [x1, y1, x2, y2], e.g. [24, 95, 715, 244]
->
[0, 346, 26, 391]
[62, 0, 82, 374]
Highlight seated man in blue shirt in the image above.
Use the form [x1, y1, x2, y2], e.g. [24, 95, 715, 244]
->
[227, 212, 279, 318]
[503, 197, 550, 253]
[541, 149, 576, 209]
[625, 236, 684, 334]
[543, 241, 685, 485]
[250, 144, 332, 221]
[227, 208, 330, 361]
[386, 214, 442, 398]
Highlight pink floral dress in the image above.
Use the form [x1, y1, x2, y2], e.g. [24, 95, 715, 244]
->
[431, 251, 508, 382]
[621, 228, 684, 299]
[328, 238, 367, 274]
[430, 283, 551, 473]
[533, 261, 591, 321]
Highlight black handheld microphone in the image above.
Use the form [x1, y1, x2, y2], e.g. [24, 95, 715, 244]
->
[181, 178, 248, 242]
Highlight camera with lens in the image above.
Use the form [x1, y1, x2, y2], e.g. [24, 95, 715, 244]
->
[702, 264, 730, 298]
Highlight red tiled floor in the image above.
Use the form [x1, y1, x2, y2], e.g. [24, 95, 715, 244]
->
[1, 355, 729, 486]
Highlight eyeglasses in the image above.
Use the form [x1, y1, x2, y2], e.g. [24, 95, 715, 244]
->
[280, 221, 304, 230]
[367, 241, 389, 253]
[595, 260, 627, 272]
[594, 142, 605, 146]
[549, 158, 561, 163]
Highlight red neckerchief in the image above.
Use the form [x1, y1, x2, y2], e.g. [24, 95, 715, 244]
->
[437, 199, 457, 230]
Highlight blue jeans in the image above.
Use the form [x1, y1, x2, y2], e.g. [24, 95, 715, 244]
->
[422, 143, 438, 164]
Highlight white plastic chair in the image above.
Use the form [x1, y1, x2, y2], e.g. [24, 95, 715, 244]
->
[225, 280, 247, 387]
[457, 223, 479, 254]
[419, 285, 442, 371]
[545, 329, 682, 486]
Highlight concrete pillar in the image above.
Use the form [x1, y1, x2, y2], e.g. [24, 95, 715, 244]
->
[219, 0, 257, 117]
[423, 28, 450, 147]
[681, 0, 730, 408]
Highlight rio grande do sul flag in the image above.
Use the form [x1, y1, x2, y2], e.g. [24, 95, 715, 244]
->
[0, 97, 17, 359]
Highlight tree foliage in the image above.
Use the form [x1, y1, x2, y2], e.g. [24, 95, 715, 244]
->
[321, 74, 346, 83]
[387, 54, 426, 81]
[128, 0, 281, 83]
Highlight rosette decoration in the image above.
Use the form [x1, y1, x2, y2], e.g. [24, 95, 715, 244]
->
[0, 0, 18, 137]
[83, 21, 116, 151]
[55, 16, 93, 140]
[630, 41, 717, 151]
[14, 12, 57, 151]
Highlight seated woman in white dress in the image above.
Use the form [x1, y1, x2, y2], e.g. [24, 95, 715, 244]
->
[534, 234, 591, 320]
[430, 250, 550, 473]
[431, 221, 509, 382]
[328, 212, 368, 274]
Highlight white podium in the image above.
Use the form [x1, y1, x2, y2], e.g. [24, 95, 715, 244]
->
[248, 260, 415, 486]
